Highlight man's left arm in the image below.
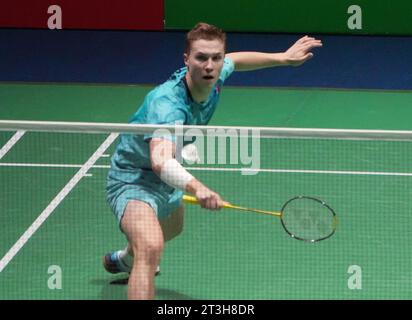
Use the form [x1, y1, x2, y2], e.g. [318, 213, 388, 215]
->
[226, 35, 322, 71]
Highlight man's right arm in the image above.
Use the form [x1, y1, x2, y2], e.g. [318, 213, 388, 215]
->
[150, 138, 224, 210]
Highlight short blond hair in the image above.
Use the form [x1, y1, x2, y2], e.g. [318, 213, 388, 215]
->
[185, 22, 226, 54]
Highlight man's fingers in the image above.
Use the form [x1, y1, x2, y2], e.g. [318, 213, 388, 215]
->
[300, 52, 314, 62]
[296, 43, 322, 55]
[209, 195, 223, 210]
[298, 39, 322, 49]
[210, 196, 220, 210]
[206, 197, 213, 209]
[297, 35, 320, 44]
[289, 40, 322, 57]
[301, 36, 314, 43]
[196, 191, 224, 210]
[301, 41, 322, 50]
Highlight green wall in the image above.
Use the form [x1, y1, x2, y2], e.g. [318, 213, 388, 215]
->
[165, 0, 412, 35]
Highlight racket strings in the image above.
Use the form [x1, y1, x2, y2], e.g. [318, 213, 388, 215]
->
[281, 197, 335, 241]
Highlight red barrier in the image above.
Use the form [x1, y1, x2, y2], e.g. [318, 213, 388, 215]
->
[0, 0, 164, 30]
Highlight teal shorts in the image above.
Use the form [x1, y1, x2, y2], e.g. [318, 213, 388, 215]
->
[106, 175, 183, 228]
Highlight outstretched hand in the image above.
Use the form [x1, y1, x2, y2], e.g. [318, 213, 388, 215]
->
[284, 36, 322, 67]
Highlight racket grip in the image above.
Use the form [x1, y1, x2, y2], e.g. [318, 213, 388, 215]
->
[182, 194, 232, 208]
[182, 195, 199, 204]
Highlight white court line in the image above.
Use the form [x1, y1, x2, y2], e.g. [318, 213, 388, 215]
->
[0, 162, 110, 168]
[0, 130, 25, 160]
[0, 133, 119, 273]
[188, 167, 412, 177]
[1, 162, 412, 177]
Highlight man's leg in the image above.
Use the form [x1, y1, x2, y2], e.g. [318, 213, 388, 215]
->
[123, 204, 184, 257]
[121, 200, 164, 300]
[104, 206, 184, 276]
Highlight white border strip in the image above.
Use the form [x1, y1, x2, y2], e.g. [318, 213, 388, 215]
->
[2, 120, 412, 141]
[0, 130, 25, 160]
[0, 133, 118, 273]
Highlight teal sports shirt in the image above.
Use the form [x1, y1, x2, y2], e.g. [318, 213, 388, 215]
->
[108, 57, 235, 185]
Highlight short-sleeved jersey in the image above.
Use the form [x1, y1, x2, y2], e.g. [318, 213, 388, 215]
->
[108, 57, 235, 184]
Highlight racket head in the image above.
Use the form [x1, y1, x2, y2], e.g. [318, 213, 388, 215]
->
[279, 196, 337, 242]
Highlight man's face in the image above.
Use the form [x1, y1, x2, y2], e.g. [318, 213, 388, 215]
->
[184, 39, 225, 89]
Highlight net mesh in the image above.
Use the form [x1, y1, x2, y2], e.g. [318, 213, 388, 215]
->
[1, 121, 412, 299]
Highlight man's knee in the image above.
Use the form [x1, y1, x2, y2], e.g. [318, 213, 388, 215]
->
[122, 200, 164, 258]
[133, 240, 164, 264]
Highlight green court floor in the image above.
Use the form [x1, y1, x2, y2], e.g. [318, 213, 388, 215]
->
[1, 83, 412, 299]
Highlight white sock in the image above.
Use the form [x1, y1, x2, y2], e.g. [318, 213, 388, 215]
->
[118, 248, 133, 270]
[118, 247, 161, 274]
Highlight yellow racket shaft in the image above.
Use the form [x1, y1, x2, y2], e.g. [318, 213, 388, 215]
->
[183, 195, 281, 217]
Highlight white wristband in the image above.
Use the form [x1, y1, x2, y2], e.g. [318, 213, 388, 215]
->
[160, 158, 194, 190]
